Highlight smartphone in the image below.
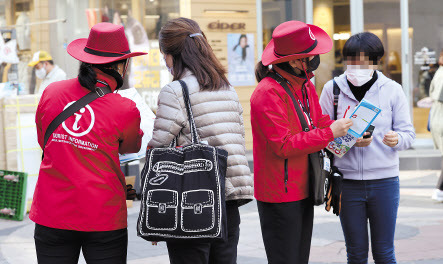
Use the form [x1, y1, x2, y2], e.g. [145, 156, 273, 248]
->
[363, 125, 375, 138]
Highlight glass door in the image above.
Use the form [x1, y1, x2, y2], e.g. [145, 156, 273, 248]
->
[364, 0, 403, 85]
[409, 0, 443, 139]
[313, 0, 350, 93]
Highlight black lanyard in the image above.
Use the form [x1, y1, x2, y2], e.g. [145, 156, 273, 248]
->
[275, 72, 315, 128]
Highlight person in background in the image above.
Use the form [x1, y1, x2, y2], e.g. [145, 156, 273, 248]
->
[149, 17, 253, 264]
[30, 23, 146, 264]
[418, 63, 438, 99]
[320, 32, 415, 264]
[430, 49, 443, 202]
[28, 50, 66, 95]
[251, 20, 352, 264]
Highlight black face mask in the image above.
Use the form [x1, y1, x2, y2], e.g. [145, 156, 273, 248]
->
[95, 65, 124, 89]
[306, 55, 320, 73]
[276, 62, 306, 78]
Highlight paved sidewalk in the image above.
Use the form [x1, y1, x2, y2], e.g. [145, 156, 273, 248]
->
[1, 170, 442, 264]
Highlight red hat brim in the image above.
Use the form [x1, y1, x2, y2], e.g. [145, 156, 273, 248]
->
[67, 38, 147, 64]
[262, 24, 333, 66]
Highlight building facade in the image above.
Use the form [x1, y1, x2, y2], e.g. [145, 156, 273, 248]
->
[1, 0, 438, 149]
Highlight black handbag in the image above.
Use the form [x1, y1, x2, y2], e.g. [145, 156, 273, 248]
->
[137, 80, 228, 242]
[267, 72, 329, 206]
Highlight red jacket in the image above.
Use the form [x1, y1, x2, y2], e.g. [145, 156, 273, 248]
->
[30, 70, 143, 231]
[250, 67, 334, 203]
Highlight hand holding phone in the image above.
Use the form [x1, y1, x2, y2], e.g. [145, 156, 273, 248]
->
[363, 125, 375, 139]
[355, 125, 374, 147]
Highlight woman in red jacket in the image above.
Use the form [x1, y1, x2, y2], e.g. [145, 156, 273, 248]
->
[250, 20, 352, 264]
[30, 23, 145, 264]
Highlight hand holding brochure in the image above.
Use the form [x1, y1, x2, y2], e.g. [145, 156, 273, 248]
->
[326, 99, 381, 158]
[347, 99, 381, 138]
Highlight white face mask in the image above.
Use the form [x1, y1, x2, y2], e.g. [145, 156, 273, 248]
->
[346, 65, 374, 87]
[35, 66, 47, 79]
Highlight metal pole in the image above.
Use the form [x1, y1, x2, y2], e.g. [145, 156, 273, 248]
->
[0, 18, 67, 29]
[256, 0, 263, 60]
[305, 0, 313, 24]
[350, 0, 364, 34]
[401, 0, 410, 101]
[305, 0, 315, 85]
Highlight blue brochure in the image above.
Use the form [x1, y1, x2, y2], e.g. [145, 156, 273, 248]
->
[348, 99, 382, 138]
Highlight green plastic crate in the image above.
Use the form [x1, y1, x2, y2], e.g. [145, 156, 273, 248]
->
[0, 170, 28, 221]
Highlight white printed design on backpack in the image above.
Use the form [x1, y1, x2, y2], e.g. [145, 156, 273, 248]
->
[148, 159, 214, 186]
[181, 190, 215, 232]
[138, 145, 223, 239]
[148, 174, 169, 185]
[145, 189, 178, 231]
[153, 159, 213, 175]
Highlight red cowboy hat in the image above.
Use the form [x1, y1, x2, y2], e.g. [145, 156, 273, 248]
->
[262, 20, 332, 66]
[67, 23, 147, 64]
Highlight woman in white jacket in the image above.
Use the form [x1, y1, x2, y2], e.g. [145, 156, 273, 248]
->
[148, 17, 253, 264]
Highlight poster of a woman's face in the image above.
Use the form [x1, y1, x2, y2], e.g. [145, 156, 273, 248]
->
[239, 35, 247, 48]
[227, 33, 255, 86]
[233, 35, 249, 62]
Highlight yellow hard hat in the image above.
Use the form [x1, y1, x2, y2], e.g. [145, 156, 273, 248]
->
[28, 51, 53, 67]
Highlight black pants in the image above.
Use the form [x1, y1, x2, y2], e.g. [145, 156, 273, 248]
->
[34, 224, 127, 264]
[257, 198, 314, 264]
[167, 202, 241, 264]
[437, 157, 443, 190]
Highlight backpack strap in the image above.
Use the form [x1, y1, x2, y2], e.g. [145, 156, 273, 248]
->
[332, 79, 340, 120]
[42, 83, 112, 158]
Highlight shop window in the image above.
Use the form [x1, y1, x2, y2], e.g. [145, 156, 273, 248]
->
[0, 0, 34, 93]
[409, 0, 443, 138]
[262, 0, 306, 52]
[313, 0, 350, 93]
[86, 0, 180, 110]
[363, 0, 403, 85]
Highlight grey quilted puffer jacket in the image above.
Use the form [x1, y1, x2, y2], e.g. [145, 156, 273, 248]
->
[149, 70, 253, 205]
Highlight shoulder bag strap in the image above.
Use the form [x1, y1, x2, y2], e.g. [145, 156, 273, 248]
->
[332, 79, 340, 120]
[42, 84, 112, 157]
[178, 80, 200, 144]
[267, 72, 310, 132]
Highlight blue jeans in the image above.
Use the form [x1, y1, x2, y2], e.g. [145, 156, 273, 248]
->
[340, 177, 400, 264]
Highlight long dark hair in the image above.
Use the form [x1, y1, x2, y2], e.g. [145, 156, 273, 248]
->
[256, 60, 305, 82]
[255, 61, 270, 82]
[233, 34, 248, 61]
[78, 63, 97, 91]
[159, 17, 230, 91]
[78, 60, 126, 91]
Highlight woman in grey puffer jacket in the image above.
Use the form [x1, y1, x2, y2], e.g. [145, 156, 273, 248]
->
[148, 17, 253, 264]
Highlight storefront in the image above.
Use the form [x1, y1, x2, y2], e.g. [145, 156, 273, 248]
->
[0, 0, 257, 211]
[0, 0, 257, 157]
[1, 2, 254, 102]
[261, 0, 440, 145]
[0, 0, 182, 104]
[0, 0, 438, 152]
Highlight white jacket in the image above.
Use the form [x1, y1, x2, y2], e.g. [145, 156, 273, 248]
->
[38, 65, 67, 95]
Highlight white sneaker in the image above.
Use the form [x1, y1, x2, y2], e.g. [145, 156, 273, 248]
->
[431, 189, 443, 202]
